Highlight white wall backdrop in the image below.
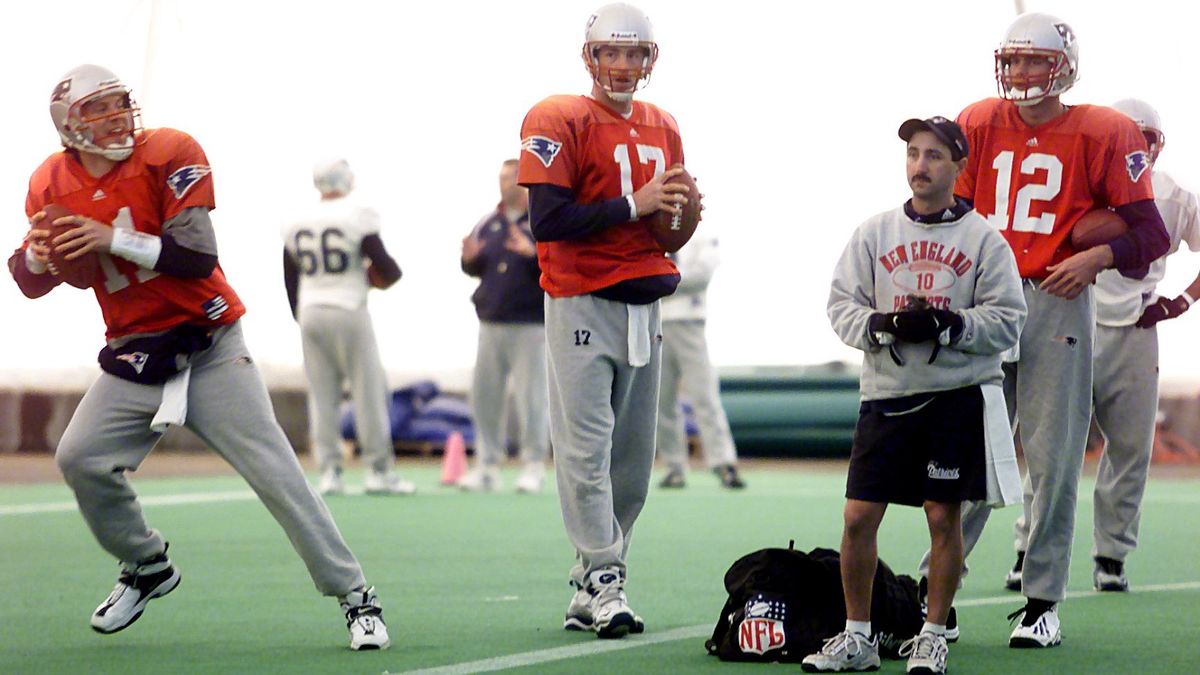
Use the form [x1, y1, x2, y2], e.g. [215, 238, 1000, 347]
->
[1, 0, 1197, 390]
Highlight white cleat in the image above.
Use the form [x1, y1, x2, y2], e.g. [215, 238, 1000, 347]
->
[341, 586, 390, 650]
[514, 463, 546, 494]
[318, 468, 345, 496]
[457, 466, 501, 492]
[364, 471, 416, 495]
[91, 549, 181, 634]
[800, 630, 880, 672]
[1008, 603, 1061, 648]
[898, 631, 947, 674]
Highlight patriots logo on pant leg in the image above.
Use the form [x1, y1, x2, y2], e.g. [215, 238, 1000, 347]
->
[1125, 151, 1150, 182]
[521, 136, 563, 168]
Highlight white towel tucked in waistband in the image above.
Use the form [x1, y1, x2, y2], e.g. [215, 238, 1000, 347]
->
[627, 304, 651, 367]
[151, 367, 192, 433]
[981, 383, 1021, 506]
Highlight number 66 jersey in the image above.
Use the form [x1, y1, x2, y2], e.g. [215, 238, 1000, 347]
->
[24, 127, 245, 339]
[954, 98, 1154, 278]
[518, 95, 683, 297]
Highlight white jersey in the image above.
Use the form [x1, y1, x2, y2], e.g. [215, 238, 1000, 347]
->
[1094, 171, 1200, 326]
[661, 232, 720, 321]
[281, 197, 381, 311]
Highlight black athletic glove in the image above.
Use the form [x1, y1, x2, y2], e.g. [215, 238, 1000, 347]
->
[1135, 295, 1191, 328]
[867, 312, 904, 366]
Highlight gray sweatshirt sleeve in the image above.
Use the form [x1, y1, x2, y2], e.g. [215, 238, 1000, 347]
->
[954, 230, 1027, 355]
[827, 223, 882, 354]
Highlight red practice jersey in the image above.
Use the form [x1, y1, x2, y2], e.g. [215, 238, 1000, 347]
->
[25, 128, 245, 339]
[955, 98, 1154, 278]
[518, 95, 682, 297]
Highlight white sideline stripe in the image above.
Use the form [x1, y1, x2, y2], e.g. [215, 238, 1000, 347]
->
[400, 625, 712, 675]
[399, 582, 1200, 674]
[0, 490, 256, 516]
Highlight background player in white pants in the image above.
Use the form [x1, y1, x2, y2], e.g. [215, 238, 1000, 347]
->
[1003, 98, 1200, 593]
[914, 13, 1170, 648]
[12, 65, 389, 650]
[518, 3, 690, 639]
[655, 231, 745, 490]
[282, 159, 413, 496]
[459, 159, 550, 493]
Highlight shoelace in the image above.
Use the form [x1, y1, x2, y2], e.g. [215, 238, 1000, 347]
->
[820, 631, 868, 656]
[898, 632, 943, 661]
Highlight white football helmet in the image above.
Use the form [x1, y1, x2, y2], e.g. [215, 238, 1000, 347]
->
[49, 64, 141, 161]
[994, 13, 1079, 106]
[582, 3, 658, 102]
[313, 158, 355, 196]
[1112, 98, 1165, 163]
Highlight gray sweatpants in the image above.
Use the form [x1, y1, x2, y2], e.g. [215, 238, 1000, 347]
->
[656, 319, 738, 472]
[545, 294, 662, 583]
[919, 282, 1094, 602]
[299, 304, 393, 475]
[56, 321, 366, 596]
[470, 321, 549, 467]
[1008, 324, 1159, 562]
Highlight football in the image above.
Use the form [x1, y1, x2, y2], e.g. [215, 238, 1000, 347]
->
[1071, 208, 1129, 251]
[41, 203, 99, 290]
[646, 165, 702, 253]
[367, 261, 389, 289]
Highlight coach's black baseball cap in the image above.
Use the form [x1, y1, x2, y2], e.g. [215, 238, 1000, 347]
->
[898, 117, 969, 161]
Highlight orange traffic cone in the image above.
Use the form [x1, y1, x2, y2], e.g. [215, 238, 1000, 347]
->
[440, 431, 468, 485]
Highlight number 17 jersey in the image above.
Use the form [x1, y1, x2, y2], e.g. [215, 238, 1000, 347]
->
[955, 98, 1154, 278]
[518, 95, 683, 297]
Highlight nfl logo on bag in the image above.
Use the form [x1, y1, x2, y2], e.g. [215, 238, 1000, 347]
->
[737, 593, 787, 655]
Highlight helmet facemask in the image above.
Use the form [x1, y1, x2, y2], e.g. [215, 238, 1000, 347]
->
[583, 42, 658, 102]
[995, 49, 1072, 106]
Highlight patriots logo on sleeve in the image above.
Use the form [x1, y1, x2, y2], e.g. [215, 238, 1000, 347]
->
[1124, 151, 1150, 183]
[521, 136, 563, 168]
[166, 164, 213, 199]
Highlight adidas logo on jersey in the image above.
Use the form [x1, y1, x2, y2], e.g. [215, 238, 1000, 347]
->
[629, 128, 639, 137]
[92, 189, 107, 201]
[1026, 137, 1038, 147]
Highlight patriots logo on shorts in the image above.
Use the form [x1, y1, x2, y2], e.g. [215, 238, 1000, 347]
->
[1125, 151, 1150, 183]
[116, 352, 149, 374]
[521, 136, 563, 168]
[167, 164, 212, 199]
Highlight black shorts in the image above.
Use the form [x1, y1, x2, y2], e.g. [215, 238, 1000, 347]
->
[846, 385, 987, 507]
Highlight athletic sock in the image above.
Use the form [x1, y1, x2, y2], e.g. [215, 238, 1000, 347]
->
[921, 621, 946, 636]
[846, 619, 872, 637]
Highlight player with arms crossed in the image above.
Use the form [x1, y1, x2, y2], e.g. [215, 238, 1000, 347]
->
[809, 117, 1025, 675]
[282, 158, 414, 497]
[10, 65, 390, 650]
[1004, 98, 1200, 594]
[517, 3, 690, 639]
[914, 14, 1170, 648]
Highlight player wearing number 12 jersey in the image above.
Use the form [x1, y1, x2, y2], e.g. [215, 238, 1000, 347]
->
[913, 13, 1169, 650]
[10, 65, 391, 650]
[518, 3, 691, 639]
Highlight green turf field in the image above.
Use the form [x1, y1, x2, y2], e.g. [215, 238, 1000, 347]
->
[1, 462, 1197, 674]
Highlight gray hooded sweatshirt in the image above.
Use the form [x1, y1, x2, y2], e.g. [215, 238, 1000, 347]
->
[828, 201, 1027, 401]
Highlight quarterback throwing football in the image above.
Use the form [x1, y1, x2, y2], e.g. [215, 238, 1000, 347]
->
[11, 64, 391, 650]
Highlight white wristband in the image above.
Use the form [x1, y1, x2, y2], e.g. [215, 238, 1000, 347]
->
[110, 228, 162, 270]
[626, 195, 638, 220]
[1182, 291, 1196, 307]
[24, 247, 48, 274]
